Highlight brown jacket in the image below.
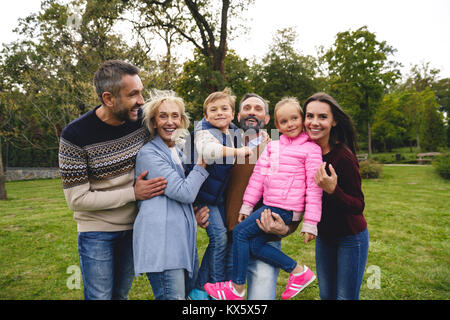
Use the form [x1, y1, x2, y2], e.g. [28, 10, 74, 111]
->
[225, 139, 268, 232]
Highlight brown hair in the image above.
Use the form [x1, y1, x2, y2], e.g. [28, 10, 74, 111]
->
[303, 92, 358, 155]
[93, 60, 140, 104]
[203, 87, 236, 115]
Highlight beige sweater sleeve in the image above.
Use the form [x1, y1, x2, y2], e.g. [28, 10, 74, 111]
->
[63, 173, 136, 212]
[195, 130, 226, 160]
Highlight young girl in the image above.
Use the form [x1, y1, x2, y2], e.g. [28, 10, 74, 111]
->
[204, 97, 323, 300]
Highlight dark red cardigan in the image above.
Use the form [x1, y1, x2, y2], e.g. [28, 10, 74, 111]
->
[318, 143, 367, 238]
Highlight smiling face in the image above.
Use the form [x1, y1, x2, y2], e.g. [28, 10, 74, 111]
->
[304, 100, 336, 149]
[153, 100, 182, 147]
[275, 103, 303, 138]
[237, 96, 270, 131]
[112, 74, 145, 123]
[204, 97, 235, 132]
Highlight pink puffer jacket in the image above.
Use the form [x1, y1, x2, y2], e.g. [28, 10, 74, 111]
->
[240, 132, 323, 234]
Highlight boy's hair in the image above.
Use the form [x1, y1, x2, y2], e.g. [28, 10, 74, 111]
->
[93, 60, 140, 104]
[142, 90, 190, 139]
[203, 87, 236, 115]
[273, 97, 304, 125]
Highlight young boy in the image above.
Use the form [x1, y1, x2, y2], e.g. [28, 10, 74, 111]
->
[186, 88, 251, 300]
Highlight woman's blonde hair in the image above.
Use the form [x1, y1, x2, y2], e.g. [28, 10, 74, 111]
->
[142, 90, 190, 139]
[273, 97, 304, 125]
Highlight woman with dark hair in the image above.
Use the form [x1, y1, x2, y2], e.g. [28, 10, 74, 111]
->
[303, 92, 368, 300]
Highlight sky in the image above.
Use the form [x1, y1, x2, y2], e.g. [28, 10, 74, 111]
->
[1, 0, 449, 79]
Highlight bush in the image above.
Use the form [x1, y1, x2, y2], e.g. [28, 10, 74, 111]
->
[433, 152, 450, 180]
[359, 160, 382, 179]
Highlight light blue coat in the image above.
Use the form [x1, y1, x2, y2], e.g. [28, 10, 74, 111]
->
[133, 135, 209, 276]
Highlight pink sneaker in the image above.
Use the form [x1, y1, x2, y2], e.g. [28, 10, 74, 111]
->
[281, 266, 316, 300]
[204, 281, 244, 300]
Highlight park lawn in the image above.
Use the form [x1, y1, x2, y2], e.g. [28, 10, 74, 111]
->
[0, 165, 448, 300]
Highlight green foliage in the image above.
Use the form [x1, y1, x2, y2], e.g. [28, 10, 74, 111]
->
[432, 77, 450, 147]
[370, 147, 418, 164]
[418, 88, 447, 152]
[372, 92, 407, 152]
[0, 0, 158, 166]
[359, 159, 382, 179]
[433, 152, 450, 179]
[323, 26, 401, 154]
[250, 28, 319, 130]
[175, 49, 253, 125]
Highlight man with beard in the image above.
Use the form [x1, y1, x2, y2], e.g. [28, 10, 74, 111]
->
[58, 60, 169, 299]
[224, 93, 300, 299]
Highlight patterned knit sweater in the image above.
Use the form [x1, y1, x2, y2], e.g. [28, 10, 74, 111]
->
[58, 105, 150, 232]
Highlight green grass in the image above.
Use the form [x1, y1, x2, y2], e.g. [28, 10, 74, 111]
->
[1, 165, 449, 300]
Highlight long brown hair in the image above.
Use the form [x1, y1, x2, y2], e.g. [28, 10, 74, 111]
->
[304, 92, 358, 155]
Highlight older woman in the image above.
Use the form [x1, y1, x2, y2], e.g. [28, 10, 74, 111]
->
[133, 91, 209, 300]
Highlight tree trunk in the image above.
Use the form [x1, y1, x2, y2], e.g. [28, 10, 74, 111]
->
[416, 131, 421, 153]
[0, 139, 7, 200]
[367, 120, 372, 156]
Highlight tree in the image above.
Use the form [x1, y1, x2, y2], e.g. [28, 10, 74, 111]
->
[0, 0, 155, 165]
[399, 63, 448, 151]
[402, 62, 440, 92]
[176, 49, 253, 124]
[127, 0, 254, 92]
[433, 77, 450, 146]
[372, 92, 407, 152]
[323, 26, 400, 155]
[251, 28, 318, 129]
[419, 88, 447, 151]
[0, 139, 6, 200]
[396, 89, 425, 152]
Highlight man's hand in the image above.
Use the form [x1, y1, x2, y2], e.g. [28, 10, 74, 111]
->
[256, 208, 289, 236]
[194, 206, 210, 229]
[314, 162, 338, 194]
[134, 170, 167, 200]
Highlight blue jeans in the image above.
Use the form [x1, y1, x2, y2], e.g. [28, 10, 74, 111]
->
[195, 204, 228, 289]
[78, 230, 135, 300]
[225, 240, 281, 300]
[147, 269, 193, 300]
[232, 205, 296, 285]
[315, 228, 369, 300]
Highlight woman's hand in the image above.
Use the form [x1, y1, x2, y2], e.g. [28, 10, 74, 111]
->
[194, 206, 210, 229]
[300, 232, 316, 244]
[256, 208, 289, 236]
[260, 130, 271, 143]
[196, 154, 207, 168]
[238, 213, 247, 223]
[314, 162, 338, 194]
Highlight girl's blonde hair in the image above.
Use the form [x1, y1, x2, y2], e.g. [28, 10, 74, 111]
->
[273, 97, 304, 125]
[142, 90, 190, 139]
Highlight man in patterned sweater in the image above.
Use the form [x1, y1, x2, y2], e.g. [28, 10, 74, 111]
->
[58, 60, 167, 299]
